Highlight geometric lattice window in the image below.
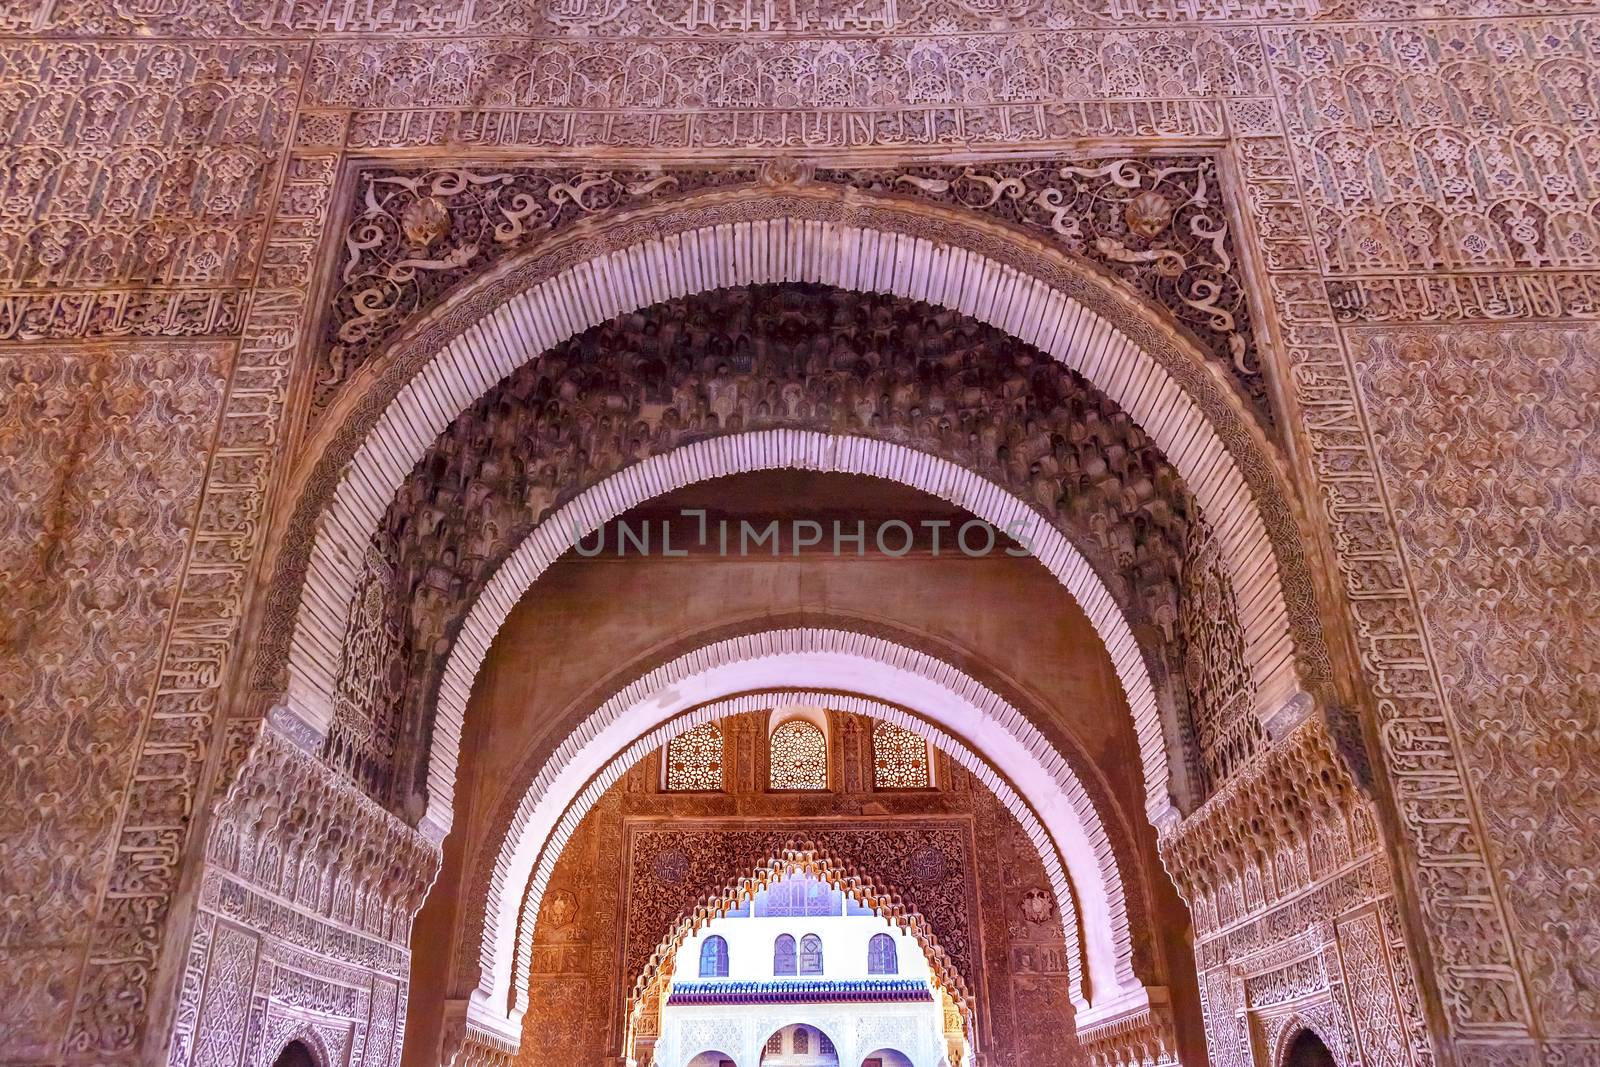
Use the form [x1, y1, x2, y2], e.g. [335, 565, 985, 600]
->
[754, 874, 842, 918]
[765, 1032, 783, 1054]
[872, 720, 931, 789]
[769, 719, 826, 790]
[665, 722, 723, 791]
[774, 934, 797, 976]
[699, 935, 729, 977]
[867, 932, 899, 974]
[819, 1032, 836, 1056]
[798, 933, 823, 975]
[793, 1027, 810, 1054]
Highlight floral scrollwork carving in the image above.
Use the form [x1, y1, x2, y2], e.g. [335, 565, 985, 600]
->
[829, 157, 1268, 424]
[317, 165, 755, 413]
[316, 157, 1270, 428]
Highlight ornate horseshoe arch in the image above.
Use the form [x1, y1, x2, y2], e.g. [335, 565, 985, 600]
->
[618, 845, 982, 1067]
[256, 184, 1327, 828]
[460, 627, 1156, 1051]
[513, 688, 1100, 1021]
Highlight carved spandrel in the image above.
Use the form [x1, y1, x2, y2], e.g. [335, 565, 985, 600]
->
[316, 156, 1270, 429]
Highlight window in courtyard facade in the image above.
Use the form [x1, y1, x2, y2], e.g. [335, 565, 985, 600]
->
[665, 722, 723, 791]
[765, 1033, 783, 1055]
[769, 719, 827, 789]
[774, 934, 797, 975]
[699, 935, 729, 977]
[793, 1028, 810, 1054]
[819, 1032, 836, 1056]
[872, 720, 931, 789]
[799, 933, 823, 975]
[754, 873, 842, 917]
[868, 933, 899, 974]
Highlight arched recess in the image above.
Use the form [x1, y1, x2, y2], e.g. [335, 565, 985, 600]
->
[1277, 1024, 1341, 1067]
[512, 687, 1098, 1021]
[428, 430, 1172, 839]
[267, 186, 1319, 825]
[464, 628, 1152, 1049]
[623, 845, 976, 1067]
[268, 1031, 330, 1067]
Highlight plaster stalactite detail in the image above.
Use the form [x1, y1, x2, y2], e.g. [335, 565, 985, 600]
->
[263, 188, 1328, 815]
[317, 157, 1268, 426]
[1163, 714, 1432, 1067]
[622, 842, 978, 1012]
[343, 285, 1209, 814]
[168, 721, 439, 1067]
[1076, 1000, 1180, 1067]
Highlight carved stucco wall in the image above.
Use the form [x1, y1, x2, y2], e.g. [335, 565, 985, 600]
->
[1350, 323, 1599, 1039]
[0, 7, 1597, 1067]
[0, 341, 231, 1061]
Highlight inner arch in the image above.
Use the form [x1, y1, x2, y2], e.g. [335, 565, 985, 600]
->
[277, 197, 1310, 807]
[467, 628, 1150, 1045]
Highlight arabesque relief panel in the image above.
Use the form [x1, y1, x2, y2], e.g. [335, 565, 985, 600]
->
[1352, 322, 1600, 1039]
[0, 340, 232, 1063]
[0, 41, 303, 341]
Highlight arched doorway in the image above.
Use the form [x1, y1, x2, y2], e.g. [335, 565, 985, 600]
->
[760, 1024, 841, 1066]
[516, 708, 1076, 1067]
[189, 178, 1343, 1067]
[861, 1051, 916, 1067]
[1283, 1028, 1338, 1067]
[270, 1041, 317, 1067]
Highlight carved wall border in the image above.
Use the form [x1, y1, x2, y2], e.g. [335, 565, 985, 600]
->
[1223, 89, 1535, 1058]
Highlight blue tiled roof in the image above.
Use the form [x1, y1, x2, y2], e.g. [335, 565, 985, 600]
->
[667, 979, 932, 1006]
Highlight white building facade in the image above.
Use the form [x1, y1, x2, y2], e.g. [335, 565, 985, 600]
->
[656, 876, 951, 1067]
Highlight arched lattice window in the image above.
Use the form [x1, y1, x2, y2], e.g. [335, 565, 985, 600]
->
[774, 934, 797, 975]
[699, 935, 729, 977]
[769, 719, 827, 789]
[793, 1028, 810, 1054]
[868, 932, 899, 974]
[754, 873, 842, 917]
[665, 722, 723, 791]
[799, 933, 823, 975]
[872, 720, 931, 789]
